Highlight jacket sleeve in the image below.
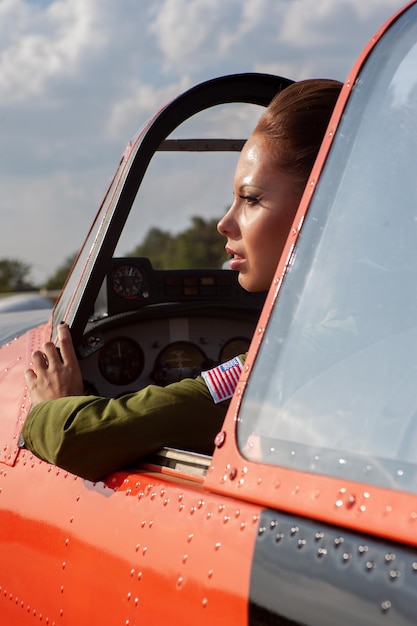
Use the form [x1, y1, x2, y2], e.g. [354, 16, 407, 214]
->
[22, 374, 229, 481]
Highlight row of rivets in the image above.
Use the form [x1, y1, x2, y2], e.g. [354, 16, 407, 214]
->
[0, 587, 57, 624]
[265, 519, 417, 579]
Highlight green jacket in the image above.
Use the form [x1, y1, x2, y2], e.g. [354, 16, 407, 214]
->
[22, 372, 233, 482]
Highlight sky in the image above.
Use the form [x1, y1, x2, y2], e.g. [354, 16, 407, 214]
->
[0, 0, 407, 285]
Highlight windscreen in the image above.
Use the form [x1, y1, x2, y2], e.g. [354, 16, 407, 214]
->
[237, 5, 417, 494]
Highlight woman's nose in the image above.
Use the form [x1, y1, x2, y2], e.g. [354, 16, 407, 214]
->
[217, 204, 238, 237]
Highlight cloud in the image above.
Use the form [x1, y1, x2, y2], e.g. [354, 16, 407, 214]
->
[0, 0, 107, 104]
[0, 0, 407, 284]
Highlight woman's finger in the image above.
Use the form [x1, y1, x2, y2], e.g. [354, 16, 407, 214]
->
[57, 323, 78, 366]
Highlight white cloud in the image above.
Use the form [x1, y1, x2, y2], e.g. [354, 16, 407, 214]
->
[106, 77, 192, 141]
[0, 0, 408, 284]
[0, 0, 107, 103]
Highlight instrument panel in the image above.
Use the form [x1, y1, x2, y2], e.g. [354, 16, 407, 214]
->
[79, 315, 254, 396]
[78, 258, 265, 396]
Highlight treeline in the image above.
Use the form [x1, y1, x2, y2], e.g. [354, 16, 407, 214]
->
[0, 216, 227, 292]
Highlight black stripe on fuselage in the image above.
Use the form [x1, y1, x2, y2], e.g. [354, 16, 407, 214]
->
[249, 509, 417, 626]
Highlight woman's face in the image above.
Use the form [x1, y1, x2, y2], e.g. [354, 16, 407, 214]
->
[217, 132, 303, 292]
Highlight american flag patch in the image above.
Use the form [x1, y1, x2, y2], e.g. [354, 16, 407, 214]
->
[202, 356, 243, 404]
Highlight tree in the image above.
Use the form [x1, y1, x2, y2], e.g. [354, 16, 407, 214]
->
[43, 253, 77, 291]
[128, 216, 227, 269]
[128, 227, 177, 269]
[175, 216, 227, 268]
[0, 258, 33, 292]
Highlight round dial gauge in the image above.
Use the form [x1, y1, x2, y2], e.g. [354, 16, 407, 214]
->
[219, 337, 251, 362]
[98, 337, 144, 386]
[152, 341, 207, 385]
[112, 264, 145, 299]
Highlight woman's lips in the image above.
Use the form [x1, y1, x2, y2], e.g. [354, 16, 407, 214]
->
[228, 252, 245, 271]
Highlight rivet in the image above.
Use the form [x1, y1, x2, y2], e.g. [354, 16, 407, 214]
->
[315, 532, 324, 541]
[384, 553, 395, 563]
[258, 526, 266, 536]
[207, 569, 214, 579]
[334, 537, 344, 547]
[275, 532, 284, 543]
[381, 600, 391, 613]
[215, 542, 221, 551]
[389, 569, 400, 580]
[365, 561, 375, 571]
[202, 598, 208, 608]
[358, 545, 369, 555]
[290, 526, 299, 536]
[342, 553, 351, 563]
[214, 431, 226, 448]
[298, 539, 307, 549]
[317, 548, 327, 558]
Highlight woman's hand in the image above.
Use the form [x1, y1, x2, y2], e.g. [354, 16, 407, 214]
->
[25, 323, 84, 406]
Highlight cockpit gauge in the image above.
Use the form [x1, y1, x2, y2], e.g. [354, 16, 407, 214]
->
[112, 264, 145, 299]
[98, 337, 144, 386]
[152, 341, 208, 386]
[219, 337, 251, 362]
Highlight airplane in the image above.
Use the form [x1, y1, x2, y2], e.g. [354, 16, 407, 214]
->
[1, 1, 417, 623]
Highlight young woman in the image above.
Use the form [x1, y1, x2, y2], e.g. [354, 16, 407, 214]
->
[22, 78, 342, 480]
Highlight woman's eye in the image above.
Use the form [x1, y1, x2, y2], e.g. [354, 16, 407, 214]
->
[240, 194, 259, 206]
